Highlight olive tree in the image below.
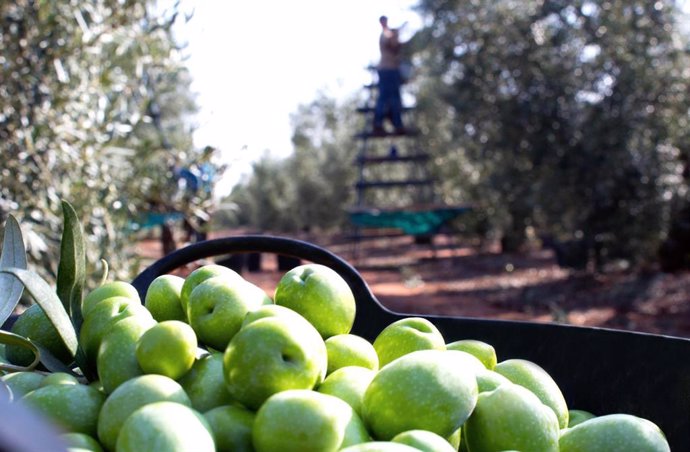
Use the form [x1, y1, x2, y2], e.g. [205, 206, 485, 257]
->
[1, 1, 221, 283]
[413, 0, 690, 263]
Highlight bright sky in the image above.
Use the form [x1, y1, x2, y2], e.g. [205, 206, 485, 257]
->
[172, 1, 422, 197]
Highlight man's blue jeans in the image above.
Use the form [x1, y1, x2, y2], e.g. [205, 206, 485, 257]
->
[374, 69, 404, 130]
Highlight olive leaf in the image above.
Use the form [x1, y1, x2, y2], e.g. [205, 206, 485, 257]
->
[56, 200, 86, 334]
[34, 343, 78, 375]
[97, 259, 109, 287]
[0, 331, 77, 376]
[0, 330, 40, 373]
[0, 268, 78, 359]
[0, 215, 27, 325]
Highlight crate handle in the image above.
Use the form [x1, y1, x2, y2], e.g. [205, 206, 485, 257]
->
[131, 235, 391, 322]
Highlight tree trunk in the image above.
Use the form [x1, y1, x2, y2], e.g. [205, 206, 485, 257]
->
[161, 222, 176, 256]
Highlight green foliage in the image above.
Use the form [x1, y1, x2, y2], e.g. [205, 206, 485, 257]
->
[412, 0, 690, 261]
[0, 203, 95, 377]
[56, 201, 86, 333]
[0, 0, 222, 283]
[0, 216, 27, 323]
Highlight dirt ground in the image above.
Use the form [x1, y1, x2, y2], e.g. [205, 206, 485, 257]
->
[134, 230, 690, 339]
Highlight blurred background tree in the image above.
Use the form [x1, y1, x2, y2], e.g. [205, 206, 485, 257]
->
[410, 0, 690, 266]
[0, 0, 223, 284]
[224, 93, 359, 235]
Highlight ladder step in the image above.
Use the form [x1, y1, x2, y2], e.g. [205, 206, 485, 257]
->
[363, 80, 411, 90]
[357, 153, 430, 164]
[349, 204, 473, 216]
[344, 229, 408, 241]
[356, 106, 415, 114]
[354, 129, 420, 139]
[356, 179, 434, 189]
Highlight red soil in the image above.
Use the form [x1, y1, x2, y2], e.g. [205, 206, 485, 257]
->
[133, 230, 690, 339]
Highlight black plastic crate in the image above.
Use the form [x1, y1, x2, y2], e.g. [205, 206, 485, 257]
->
[132, 235, 690, 451]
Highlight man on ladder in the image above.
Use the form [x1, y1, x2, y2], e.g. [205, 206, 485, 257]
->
[373, 15, 407, 136]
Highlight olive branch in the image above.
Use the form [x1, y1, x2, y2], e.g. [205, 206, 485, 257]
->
[0, 201, 95, 380]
